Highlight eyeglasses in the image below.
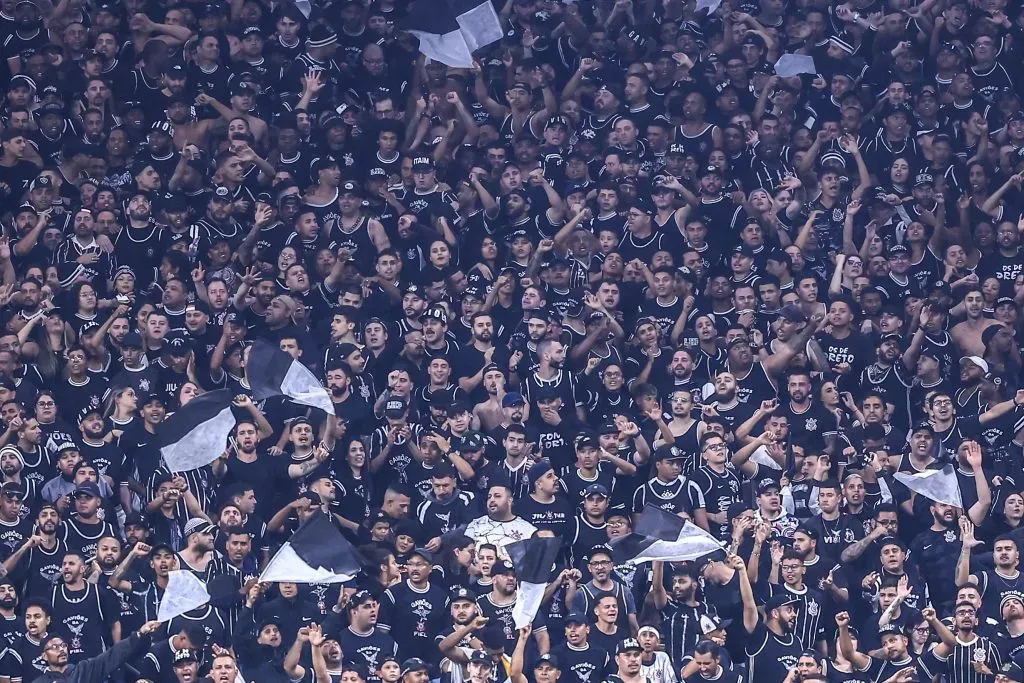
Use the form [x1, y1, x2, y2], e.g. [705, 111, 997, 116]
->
[589, 560, 612, 567]
[36, 401, 55, 408]
[45, 642, 67, 651]
[913, 627, 930, 633]
[704, 443, 727, 452]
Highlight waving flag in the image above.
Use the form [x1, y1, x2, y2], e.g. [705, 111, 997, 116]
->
[894, 465, 963, 508]
[506, 537, 562, 629]
[157, 571, 211, 622]
[611, 505, 723, 565]
[159, 389, 236, 473]
[247, 340, 334, 414]
[401, 0, 503, 68]
[261, 514, 363, 583]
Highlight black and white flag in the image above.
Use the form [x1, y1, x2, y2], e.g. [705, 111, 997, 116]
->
[159, 389, 236, 473]
[611, 505, 723, 565]
[401, 0, 503, 68]
[894, 465, 963, 508]
[247, 340, 334, 414]
[506, 536, 562, 628]
[260, 513, 363, 584]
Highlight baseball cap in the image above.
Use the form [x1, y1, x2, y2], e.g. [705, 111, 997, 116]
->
[654, 444, 683, 462]
[501, 392, 525, 407]
[173, 650, 198, 665]
[451, 586, 476, 603]
[528, 458, 554, 483]
[348, 589, 376, 608]
[383, 397, 408, 418]
[999, 663, 1024, 683]
[72, 481, 101, 498]
[0, 483, 22, 499]
[583, 483, 609, 498]
[423, 306, 448, 323]
[458, 431, 486, 452]
[164, 333, 192, 356]
[183, 518, 215, 536]
[545, 114, 569, 130]
[446, 400, 470, 417]
[400, 659, 429, 676]
[960, 356, 989, 373]
[493, 560, 516, 576]
[764, 592, 800, 612]
[616, 638, 642, 655]
[534, 653, 560, 669]
[408, 548, 433, 564]
[778, 304, 808, 323]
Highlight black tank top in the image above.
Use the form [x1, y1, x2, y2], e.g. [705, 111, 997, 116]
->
[330, 215, 378, 276]
[304, 189, 341, 231]
[499, 112, 542, 147]
[676, 123, 718, 160]
[731, 361, 778, 405]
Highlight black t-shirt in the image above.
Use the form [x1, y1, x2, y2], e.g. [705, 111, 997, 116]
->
[515, 494, 574, 538]
[336, 626, 398, 682]
[379, 580, 450, 662]
[552, 644, 610, 683]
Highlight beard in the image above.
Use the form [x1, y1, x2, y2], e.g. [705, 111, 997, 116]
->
[0, 598, 15, 609]
[330, 385, 346, 397]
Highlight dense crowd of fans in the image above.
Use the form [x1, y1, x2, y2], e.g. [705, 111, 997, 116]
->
[2, 0, 1024, 682]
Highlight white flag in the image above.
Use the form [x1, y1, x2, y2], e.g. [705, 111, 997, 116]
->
[894, 465, 963, 508]
[774, 54, 817, 78]
[157, 570, 211, 622]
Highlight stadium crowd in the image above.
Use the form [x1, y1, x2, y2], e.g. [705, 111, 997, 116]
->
[3, 0, 1024, 682]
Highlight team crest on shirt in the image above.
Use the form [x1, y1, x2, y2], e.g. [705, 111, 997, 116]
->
[139, 378, 151, 393]
[805, 418, 818, 432]
[833, 208, 843, 222]
[945, 529, 957, 542]
[807, 599, 819, 616]
[844, 528, 855, 543]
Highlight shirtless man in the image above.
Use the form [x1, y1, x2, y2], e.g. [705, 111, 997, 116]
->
[951, 288, 999, 356]
[473, 367, 510, 432]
